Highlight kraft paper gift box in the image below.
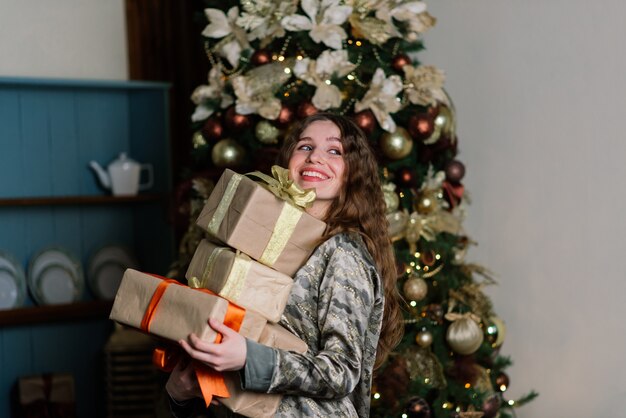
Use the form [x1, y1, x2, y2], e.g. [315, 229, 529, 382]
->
[186, 239, 293, 323]
[220, 322, 308, 418]
[17, 373, 76, 418]
[195, 166, 327, 277]
[109, 269, 267, 344]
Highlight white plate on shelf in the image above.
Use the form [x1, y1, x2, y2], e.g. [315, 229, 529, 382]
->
[0, 252, 26, 309]
[28, 247, 84, 305]
[88, 245, 139, 300]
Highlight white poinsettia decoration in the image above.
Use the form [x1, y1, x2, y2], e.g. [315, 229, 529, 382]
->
[203, 7, 251, 68]
[231, 61, 293, 120]
[190, 65, 234, 122]
[293, 50, 356, 110]
[236, 0, 298, 45]
[354, 68, 403, 132]
[282, 0, 353, 50]
[403, 65, 448, 107]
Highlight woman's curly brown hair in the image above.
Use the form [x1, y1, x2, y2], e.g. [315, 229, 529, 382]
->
[277, 112, 403, 368]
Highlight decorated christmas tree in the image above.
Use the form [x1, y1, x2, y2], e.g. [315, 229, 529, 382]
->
[169, 1, 538, 417]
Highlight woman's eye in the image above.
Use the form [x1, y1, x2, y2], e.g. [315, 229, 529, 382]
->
[299, 145, 312, 151]
[329, 148, 342, 156]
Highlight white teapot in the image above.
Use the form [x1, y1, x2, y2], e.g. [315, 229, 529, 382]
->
[89, 153, 153, 196]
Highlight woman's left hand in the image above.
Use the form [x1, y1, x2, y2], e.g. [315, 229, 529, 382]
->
[178, 318, 247, 372]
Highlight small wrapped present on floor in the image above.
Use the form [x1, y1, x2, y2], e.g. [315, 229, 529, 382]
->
[17, 373, 76, 418]
[195, 166, 327, 276]
[109, 269, 266, 344]
[186, 239, 293, 323]
[220, 322, 307, 418]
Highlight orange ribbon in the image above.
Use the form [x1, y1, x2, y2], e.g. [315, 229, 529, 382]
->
[140, 273, 246, 406]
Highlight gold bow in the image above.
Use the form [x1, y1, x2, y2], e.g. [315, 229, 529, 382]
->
[248, 165, 316, 209]
[444, 311, 482, 324]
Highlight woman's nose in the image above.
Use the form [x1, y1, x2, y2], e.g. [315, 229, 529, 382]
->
[306, 149, 324, 164]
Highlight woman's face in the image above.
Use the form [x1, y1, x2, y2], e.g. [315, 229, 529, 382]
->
[288, 120, 346, 218]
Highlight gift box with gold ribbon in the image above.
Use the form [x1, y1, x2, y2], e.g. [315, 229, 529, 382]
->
[195, 166, 327, 277]
[186, 239, 293, 323]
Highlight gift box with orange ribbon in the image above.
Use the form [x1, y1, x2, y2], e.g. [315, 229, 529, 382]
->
[195, 166, 327, 277]
[186, 239, 293, 323]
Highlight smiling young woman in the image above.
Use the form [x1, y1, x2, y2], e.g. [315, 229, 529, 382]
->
[167, 113, 403, 418]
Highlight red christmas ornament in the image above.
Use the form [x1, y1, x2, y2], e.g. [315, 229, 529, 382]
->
[391, 54, 412, 72]
[445, 160, 466, 183]
[251, 49, 271, 66]
[224, 106, 252, 132]
[276, 104, 295, 126]
[201, 116, 223, 140]
[396, 167, 418, 187]
[408, 113, 435, 140]
[297, 101, 318, 118]
[352, 110, 376, 134]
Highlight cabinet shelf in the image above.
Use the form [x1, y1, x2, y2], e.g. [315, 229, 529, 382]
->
[0, 300, 113, 327]
[0, 194, 164, 207]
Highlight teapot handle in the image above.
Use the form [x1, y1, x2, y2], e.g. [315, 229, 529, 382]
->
[138, 164, 154, 191]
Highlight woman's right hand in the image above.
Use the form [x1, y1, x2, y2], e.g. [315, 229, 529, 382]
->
[165, 356, 202, 402]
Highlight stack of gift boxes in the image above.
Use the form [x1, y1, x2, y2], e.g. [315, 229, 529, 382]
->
[110, 167, 326, 418]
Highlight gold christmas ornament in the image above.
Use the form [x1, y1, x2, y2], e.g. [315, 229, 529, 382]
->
[444, 312, 484, 355]
[255, 120, 281, 144]
[211, 138, 245, 168]
[433, 104, 456, 139]
[416, 190, 440, 214]
[192, 130, 207, 149]
[405, 346, 447, 389]
[415, 329, 433, 348]
[404, 277, 428, 301]
[380, 127, 413, 160]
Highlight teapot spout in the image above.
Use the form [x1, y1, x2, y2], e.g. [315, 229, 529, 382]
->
[89, 161, 111, 189]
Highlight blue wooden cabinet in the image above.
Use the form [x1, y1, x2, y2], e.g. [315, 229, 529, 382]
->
[0, 77, 175, 417]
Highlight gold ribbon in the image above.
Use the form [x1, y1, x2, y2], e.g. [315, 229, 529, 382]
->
[207, 173, 242, 235]
[259, 203, 302, 267]
[248, 165, 316, 209]
[220, 253, 251, 301]
[444, 311, 481, 324]
[188, 246, 251, 303]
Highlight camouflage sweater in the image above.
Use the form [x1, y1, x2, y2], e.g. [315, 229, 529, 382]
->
[244, 232, 384, 417]
[169, 233, 384, 418]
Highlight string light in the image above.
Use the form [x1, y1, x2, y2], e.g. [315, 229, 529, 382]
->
[373, 393, 381, 400]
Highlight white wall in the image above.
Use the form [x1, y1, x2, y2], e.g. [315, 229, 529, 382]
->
[0, 0, 127, 80]
[3, 1, 625, 417]
[422, 1, 626, 417]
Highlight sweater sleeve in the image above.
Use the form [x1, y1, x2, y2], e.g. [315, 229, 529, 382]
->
[266, 244, 378, 399]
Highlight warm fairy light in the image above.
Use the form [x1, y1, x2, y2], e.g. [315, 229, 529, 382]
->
[464, 383, 471, 389]
[435, 253, 441, 260]
[296, 55, 303, 60]
[373, 393, 381, 400]
[348, 39, 353, 44]
[406, 268, 412, 274]
[442, 402, 452, 409]
[410, 301, 417, 307]
[499, 384, 508, 392]
[423, 266, 429, 272]
[399, 192, 405, 198]
[278, 56, 285, 62]
[284, 92, 290, 97]
[272, 54, 278, 60]
[424, 378, 430, 384]
[347, 74, 355, 80]
[284, 68, 291, 74]
[508, 400, 515, 406]
[415, 265, 421, 270]
[325, 79, 332, 85]
[414, 252, 420, 258]
[356, 40, 362, 46]
[456, 407, 462, 412]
